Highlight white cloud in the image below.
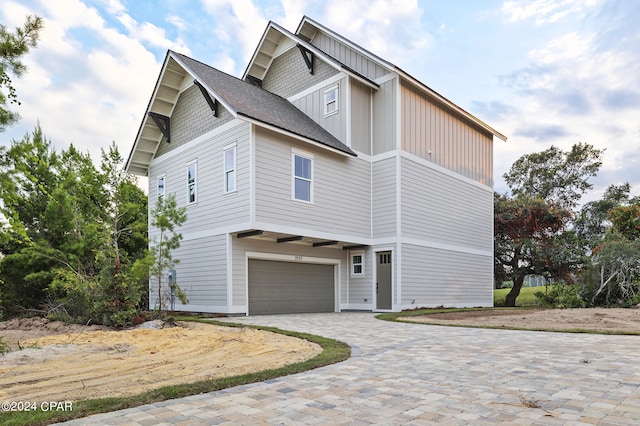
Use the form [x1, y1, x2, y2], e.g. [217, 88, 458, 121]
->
[321, 0, 431, 65]
[201, 0, 269, 70]
[1, 0, 162, 161]
[501, 0, 600, 25]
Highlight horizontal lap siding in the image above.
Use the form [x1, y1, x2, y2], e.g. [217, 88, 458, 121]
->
[346, 249, 374, 306]
[149, 234, 227, 310]
[400, 82, 493, 186]
[149, 122, 251, 241]
[254, 129, 370, 239]
[372, 157, 397, 238]
[401, 243, 493, 307]
[401, 157, 492, 252]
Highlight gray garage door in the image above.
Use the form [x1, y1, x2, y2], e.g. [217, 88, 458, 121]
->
[248, 259, 335, 315]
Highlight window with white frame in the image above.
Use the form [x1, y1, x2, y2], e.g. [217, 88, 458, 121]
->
[187, 161, 197, 204]
[324, 85, 338, 116]
[292, 151, 313, 203]
[157, 174, 165, 199]
[351, 251, 365, 276]
[224, 144, 236, 193]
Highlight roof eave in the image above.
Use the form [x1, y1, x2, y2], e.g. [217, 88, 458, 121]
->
[239, 114, 357, 157]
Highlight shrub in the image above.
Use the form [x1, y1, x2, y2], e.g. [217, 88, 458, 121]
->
[0, 336, 9, 355]
[534, 282, 584, 309]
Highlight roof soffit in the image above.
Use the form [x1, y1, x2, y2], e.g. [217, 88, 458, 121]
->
[243, 21, 378, 90]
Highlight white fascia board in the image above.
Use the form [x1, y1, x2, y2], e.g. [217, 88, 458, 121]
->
[126, 52, 174, 174]
[239, 115, 356, 158]
[169, 52, 238, 117]
[268, 21, 379, 90]
[296, 16, 396, 71]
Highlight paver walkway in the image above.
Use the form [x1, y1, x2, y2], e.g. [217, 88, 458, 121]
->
[60, 313, 639, 425]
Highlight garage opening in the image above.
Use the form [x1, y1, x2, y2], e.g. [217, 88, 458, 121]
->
[248, 259, 335, 315]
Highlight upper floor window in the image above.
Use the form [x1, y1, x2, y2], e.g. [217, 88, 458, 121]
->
[292, 150, 313, 203]
[224, 144, 236, 193]
[157, 175, 165, 199]
[324, 86, 338, 116]
[187, 161, 197, 204]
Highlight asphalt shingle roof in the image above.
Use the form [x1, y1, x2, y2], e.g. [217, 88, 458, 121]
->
[172, 51, 356, 156]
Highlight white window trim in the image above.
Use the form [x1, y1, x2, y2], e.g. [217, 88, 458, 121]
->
[223, 142, 237, 194]
[351, 250, 365, 277]
[157, 174, 166, 199]
[291, 148, 314, 204]
[187, 160, 197, 205]
[324, 85, 339, 116]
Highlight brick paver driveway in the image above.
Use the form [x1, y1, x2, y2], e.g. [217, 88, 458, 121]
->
[62, 312, 639, 425]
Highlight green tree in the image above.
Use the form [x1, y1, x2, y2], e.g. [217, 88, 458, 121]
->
[494, 194, 573, 306]
[503, 143, 603, 210]
[0, 15, 43, 132]
[495, 143, 604, 306]
[149, 193, 187, 312]
[574, 183, 632, 251]
[608, 204, 640, 241]
[0, 127, 149, 325]
[582, 232, 640, 306]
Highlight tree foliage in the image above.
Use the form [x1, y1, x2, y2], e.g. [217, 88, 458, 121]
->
[0, 127, 149, 326]
[149, 193, 187, 312]
[0, 15, 43, 132]
[503, 143, 603, 210]
[494, 194, 574, 306]
[495, 143, 603, 306]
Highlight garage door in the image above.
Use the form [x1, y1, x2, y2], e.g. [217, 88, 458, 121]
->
[248, 259, 335, 315]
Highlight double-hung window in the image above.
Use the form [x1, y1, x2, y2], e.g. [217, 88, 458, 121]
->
[292, 150, 313, 203]
[224, 144, 236, 193]
[187, 161, 197, 204]
[324, 85, 338, 116]
[157, 174, 165, 199]
[351, 251, 365, 276]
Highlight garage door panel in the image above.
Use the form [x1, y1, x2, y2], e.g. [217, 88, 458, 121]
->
[248, 259, 335, 315]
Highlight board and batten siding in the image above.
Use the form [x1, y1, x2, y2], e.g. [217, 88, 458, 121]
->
[291, 79, 347, 144]
[400, 156, 493, 253]
[149, 121, 251, 241]
[155, 84, 234, 158]
[261, 46, 339, 99]
[400, 81, 493, 186]
[231, 237, 349, 310]
[372, 78, 397, 155]
[350, 80, 372, 154]
[372, 157, 397, 238]
[149, 233, 228, 313]
[311, 32, 391, 80]
[400, 243, 493, 308]
[254, 128, 371, 239]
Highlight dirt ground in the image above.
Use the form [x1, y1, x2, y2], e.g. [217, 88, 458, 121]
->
[0, 317, 321, 402]
[403, 307, 640, 332]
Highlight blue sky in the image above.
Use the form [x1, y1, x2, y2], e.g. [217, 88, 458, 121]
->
[1, 0, 639, 201]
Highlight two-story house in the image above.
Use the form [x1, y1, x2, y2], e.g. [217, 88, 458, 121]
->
[126, 16, 506, 315]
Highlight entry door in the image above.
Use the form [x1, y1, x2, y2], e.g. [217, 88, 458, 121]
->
[376, 251, 392, 309]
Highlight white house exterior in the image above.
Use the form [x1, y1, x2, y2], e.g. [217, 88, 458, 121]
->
[126, 16, 506, 315]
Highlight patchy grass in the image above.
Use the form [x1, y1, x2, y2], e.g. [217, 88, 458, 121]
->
[0, 318, 350, 426]
[494, 286, 543, 307]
